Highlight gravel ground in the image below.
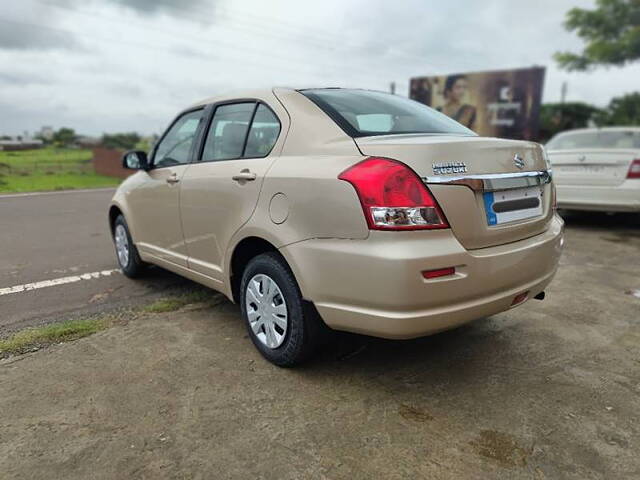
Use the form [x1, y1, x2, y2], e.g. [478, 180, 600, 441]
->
[0, 211, 638, 479]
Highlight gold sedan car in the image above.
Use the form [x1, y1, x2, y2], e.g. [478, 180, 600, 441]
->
[109, 88, 564, 366]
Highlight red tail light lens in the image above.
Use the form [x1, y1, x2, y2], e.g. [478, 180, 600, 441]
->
[338, 157, 449, 230]
[627, 159, 640, 179]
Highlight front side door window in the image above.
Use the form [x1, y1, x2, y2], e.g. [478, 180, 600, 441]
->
[153, 109, 203, 168]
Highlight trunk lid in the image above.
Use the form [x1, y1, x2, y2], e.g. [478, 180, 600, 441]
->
[548, 149, 638, 187]
[354, 134, 553, 250]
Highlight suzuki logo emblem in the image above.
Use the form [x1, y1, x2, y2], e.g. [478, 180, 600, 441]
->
[513, 154, 525, 170]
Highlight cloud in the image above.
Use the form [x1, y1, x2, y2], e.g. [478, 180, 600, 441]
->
[108, 0, 214, 16]
[106, 82, 144, 97]
[0, 71, 52, 86]
[0, 0, 635, 137]
[0, 18, 77, 51]
[169, 44, 211, 60]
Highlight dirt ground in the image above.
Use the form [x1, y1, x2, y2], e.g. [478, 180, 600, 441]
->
[1, 212, 639, 479]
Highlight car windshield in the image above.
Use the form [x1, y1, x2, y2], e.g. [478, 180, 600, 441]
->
[301, 89, 476, 137]
[547, 130, 640, 150]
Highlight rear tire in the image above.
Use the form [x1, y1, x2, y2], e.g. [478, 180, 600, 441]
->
[240, 252, 323, 367]
[113, 214, 145, 278]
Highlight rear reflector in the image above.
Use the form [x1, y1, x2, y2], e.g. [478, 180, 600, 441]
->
[511, 291, 529, 306]
[422, 267, 455, 279]
[627, 159, 640, 179]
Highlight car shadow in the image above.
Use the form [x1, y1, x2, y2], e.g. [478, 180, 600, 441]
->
[303, 317, 523, 383]
[559, 210, 639, 234]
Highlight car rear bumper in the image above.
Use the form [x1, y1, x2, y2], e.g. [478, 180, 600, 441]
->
[557, 181, 640, 212]
[280, 215, 564, 339]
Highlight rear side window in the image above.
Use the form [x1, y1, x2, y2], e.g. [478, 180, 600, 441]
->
[547, 130, 640, 150]
[201, 102, 281, 161]
[202, 103, 255, 161]
[244, 104, 281, 157]
[301, 89, 475, 137]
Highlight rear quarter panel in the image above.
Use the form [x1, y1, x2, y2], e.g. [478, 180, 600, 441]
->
[238, 154, 370, 246]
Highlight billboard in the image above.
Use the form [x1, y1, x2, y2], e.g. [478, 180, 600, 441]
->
[409, 67, 545, 140]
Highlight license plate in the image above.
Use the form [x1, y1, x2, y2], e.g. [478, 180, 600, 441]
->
[556, 165, 606, 174]
[483, 186, 543, 226]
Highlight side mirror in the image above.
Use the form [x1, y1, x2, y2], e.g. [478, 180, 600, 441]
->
[122, 150, 149, 170]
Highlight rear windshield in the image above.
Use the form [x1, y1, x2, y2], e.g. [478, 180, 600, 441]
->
[547, 130, 640, 150]
[301, 89, 476, 138]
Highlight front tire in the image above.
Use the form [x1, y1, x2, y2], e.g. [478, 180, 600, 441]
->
[240, 252, 322, 367]
[113, 214, 145, 278]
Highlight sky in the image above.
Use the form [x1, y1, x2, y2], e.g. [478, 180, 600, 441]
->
[0, 0, 638, 136]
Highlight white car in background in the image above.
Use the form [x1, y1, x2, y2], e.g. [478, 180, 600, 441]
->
[546, 127, 640, 213]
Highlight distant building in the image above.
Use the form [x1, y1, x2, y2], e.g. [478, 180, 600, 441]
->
[38, 126, 54, 141]
[0, 135, 44, 151]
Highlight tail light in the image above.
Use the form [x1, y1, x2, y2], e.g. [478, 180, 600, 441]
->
[338, 157, 449, 230]
[627, 159, 640, 179]
[551, 182, 558, 210]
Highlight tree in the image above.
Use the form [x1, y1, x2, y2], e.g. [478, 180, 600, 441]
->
[538, 102, 602, 142]
[594, 92, 640, 125]
[52, 127, 76, 147]
[101, 132, 141, 150]
[555, 0, 640, 71]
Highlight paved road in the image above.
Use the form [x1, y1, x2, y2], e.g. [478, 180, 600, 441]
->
[0, 189, 188, 334]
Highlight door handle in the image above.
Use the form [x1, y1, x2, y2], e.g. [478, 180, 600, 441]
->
[166, 173, 180, 184]
[232, 169, 257, 182]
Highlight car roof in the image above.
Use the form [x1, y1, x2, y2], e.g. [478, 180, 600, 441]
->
[187, 87, 393, 110]
[187, 88, 293, 109]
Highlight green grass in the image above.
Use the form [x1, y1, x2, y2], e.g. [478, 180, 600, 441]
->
[0, 147, 120, 193]
[0, 318, 108, 356]
[0, 147, 92, 167]
[0, 289, 225, 358]
[142, 289, 219, 313]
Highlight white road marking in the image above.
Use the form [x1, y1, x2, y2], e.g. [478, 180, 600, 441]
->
[0, 187, 116, 200]
[0, 269, 121, 296]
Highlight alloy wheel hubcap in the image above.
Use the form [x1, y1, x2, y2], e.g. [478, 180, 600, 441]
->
[114, 224, 130, 268]
[245, 274, 288, 349]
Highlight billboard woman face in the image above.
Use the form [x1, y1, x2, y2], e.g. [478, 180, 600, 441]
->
[448, 77, 468, 102]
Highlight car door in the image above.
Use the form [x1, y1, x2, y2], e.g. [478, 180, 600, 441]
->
[127, 108, 204, 267]
[180, 101, 282, 282]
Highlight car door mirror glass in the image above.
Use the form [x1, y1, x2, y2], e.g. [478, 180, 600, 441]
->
[122, 150, 148, 170]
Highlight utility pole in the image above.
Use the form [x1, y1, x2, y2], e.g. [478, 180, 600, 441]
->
[560, 81, 568, 125]
[560, 81, 568, 104]
[390, 81, 396, 95]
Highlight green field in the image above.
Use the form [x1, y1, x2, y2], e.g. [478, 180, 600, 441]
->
[0, 148, 121, 193]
